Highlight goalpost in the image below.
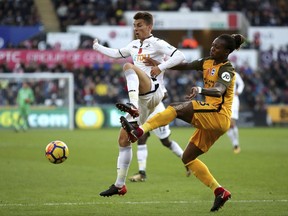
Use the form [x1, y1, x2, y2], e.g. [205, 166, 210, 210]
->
[0, 73, 74, 130]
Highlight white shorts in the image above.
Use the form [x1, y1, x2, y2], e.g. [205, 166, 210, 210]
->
[149, 101, 171, 139]
[231, 96, 240, 120]
[126, 79, 164, 125]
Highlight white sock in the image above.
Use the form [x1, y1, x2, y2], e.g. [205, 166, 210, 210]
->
[227, 128, 234, 146]
[233, 126, 239, 147]
[227, 127, 239, 147]
[115, 146, 132, 187]
[137, 144, 148, 171]
[124, 69, 139, 108]
[169, 140, 183, 158]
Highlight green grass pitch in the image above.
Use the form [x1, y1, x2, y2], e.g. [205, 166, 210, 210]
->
[0, 127, 288, 216]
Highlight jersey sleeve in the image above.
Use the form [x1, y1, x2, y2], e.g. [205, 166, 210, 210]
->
[95, 42, 131, 58]
[188, 58, 205, 71]
[154, 39, 186, 71]
[118, 42, 133, 58]
[217, 64, 235, 88]
[153, 39, 177, 56]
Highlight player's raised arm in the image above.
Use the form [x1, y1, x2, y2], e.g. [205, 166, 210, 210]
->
[144, 56, 203, 71]
[92, 38, 129, 59]
[157, 49, 185, 72]
[186, 82, 227, 100]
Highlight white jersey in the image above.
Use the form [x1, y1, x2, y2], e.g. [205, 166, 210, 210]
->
[232, 72, 245, 119]
[95, 35, 185, 89]
[94, 35, 185, 124]
[119, 36, 181, 88]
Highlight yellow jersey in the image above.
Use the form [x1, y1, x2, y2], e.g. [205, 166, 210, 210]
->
[190, 57, 236, 118]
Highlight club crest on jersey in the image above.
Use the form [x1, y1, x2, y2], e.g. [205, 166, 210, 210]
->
[210, 68, 216, 76]
[221, 72, 231, 82]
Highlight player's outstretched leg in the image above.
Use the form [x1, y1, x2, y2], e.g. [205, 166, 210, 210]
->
[99, 184, 127, 197]
[210, 187, 231, 212]
[116, 103, 139, 118]
[120, 116, 143, 143]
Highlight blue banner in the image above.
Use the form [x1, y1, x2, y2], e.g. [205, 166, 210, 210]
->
[0, 25, 43, 48]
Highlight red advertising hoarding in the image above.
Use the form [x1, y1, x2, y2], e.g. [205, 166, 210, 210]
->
[0, 50, 131, 69]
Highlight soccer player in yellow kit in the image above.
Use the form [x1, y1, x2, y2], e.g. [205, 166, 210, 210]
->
[120, 34, 246, 212]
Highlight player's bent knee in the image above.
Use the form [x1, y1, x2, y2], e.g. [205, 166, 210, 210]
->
[123, 62, 134, 71]
[118, 137, 131, 147]
[118, 130, 131, 147]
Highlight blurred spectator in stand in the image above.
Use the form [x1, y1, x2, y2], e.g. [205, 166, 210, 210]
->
[211, 1, 222, 12]
[56, 1, 68, 22]
[94, 76, 109, 104]
[158, 0, 178, 10]
[180, 35, 199, 49]
[178, 2, 190, 13]
[192, 0, 205, 10]
[13, 63, 25, 73]
[252, 32, 261, 50]
[82, 85, 94, 105]
[181, 37, 199, 49]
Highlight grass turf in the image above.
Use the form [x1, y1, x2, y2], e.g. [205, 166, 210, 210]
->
[0, 127, 287, 216]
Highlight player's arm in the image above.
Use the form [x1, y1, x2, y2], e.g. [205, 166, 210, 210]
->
[187, 67, 234, 99]
[157, 50, 185, 72]
[144, 57, 204, 72]
[92, 39, 129, 59]
[150, 40, 185, 77]
[202, 82, 227, 97]
[171, 58, 204, 71]
[16, 91, 20, 105]
[29, 89, 35, 104]
[186, 82, 226, 99]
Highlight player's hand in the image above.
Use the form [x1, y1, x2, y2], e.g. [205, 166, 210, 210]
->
[93, 39, 99, 50]
[150, 66, 161, 78]
[185, 87, 198, 100]
[143, 57, 160, 66]
[25, 98, 31, 103]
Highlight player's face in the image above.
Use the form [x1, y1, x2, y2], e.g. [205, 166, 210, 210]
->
[22, 82, 28, 88]
[133, 19, 152, 41]
[210, 38, 229, 62]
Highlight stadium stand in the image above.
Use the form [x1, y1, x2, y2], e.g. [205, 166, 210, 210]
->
[0, 0, 288, 112]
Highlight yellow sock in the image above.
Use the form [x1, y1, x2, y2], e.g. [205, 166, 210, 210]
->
[142, 106, 177, 133]
[186, 159, 220, 191]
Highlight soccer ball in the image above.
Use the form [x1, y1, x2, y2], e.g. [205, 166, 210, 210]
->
[45, 140, 69, 164]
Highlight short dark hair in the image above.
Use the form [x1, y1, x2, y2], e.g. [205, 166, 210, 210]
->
[133, 11, 153, 25]
[218, 34, 245, 53]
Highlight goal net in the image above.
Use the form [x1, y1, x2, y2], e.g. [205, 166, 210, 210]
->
[0, 73, 74, 130]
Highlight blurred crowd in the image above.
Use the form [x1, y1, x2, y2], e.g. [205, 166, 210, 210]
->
[52, 0, 288, 31]
[1, 0, 287, 28]
[0, 0, 41, 26]
[0, 0, 288, 111]
[1, 49, 288, 111]
[0, 62, 126, 107]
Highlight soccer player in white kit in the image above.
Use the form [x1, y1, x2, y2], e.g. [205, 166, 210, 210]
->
[93, 11, 185, 196]
[227, 72, 245, 154]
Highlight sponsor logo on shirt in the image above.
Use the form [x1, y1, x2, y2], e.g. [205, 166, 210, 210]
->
[221, 72, 231, 82]
[211, 68, 216, 76]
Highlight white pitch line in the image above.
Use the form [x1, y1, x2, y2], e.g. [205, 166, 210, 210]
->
[0, 200, 287, 207]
